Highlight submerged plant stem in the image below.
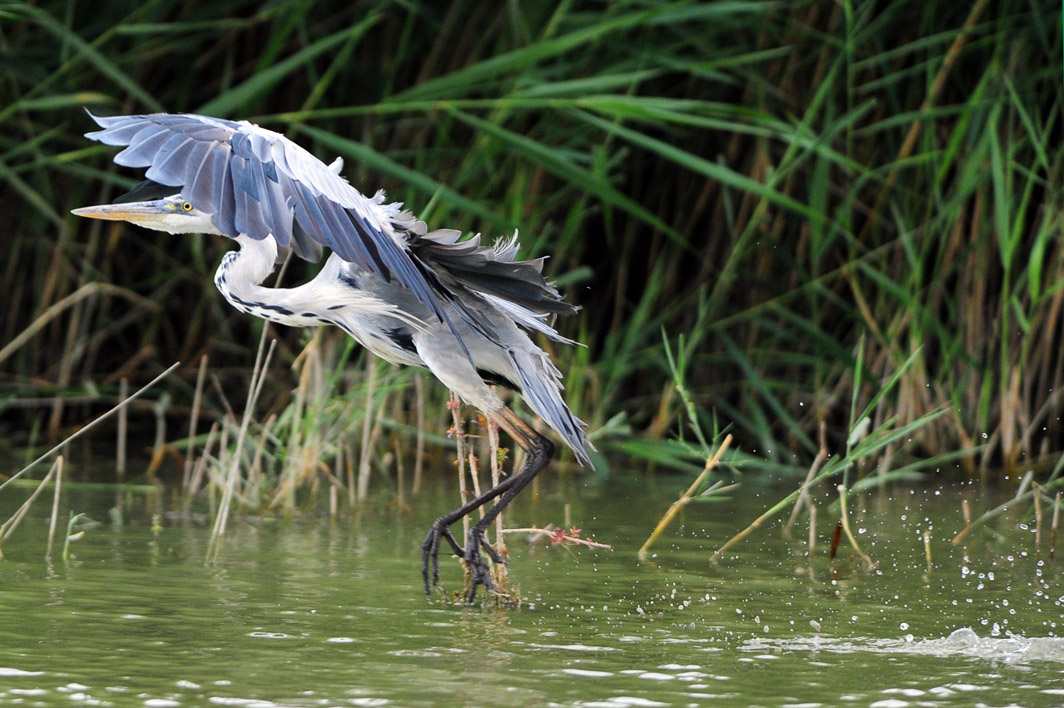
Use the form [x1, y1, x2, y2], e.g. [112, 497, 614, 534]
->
[837, 485, 876, 570]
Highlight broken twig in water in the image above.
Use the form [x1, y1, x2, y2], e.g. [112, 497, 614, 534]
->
[829, 520, 842, 561]
[638, 434, 732, 558]
[503, 525, 612, 550]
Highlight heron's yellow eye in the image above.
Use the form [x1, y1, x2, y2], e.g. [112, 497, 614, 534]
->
[182, 201, 193, 212]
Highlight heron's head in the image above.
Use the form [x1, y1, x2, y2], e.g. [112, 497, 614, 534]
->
[72, 180, 219, 235]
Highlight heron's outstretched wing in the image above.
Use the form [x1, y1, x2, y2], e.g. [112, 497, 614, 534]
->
[84, 111, 442, 321]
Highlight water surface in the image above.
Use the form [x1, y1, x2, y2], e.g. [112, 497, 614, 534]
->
[1, 474, 1061, 706]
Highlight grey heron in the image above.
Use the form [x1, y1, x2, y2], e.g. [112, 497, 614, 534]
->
[72, 112, 593, 602]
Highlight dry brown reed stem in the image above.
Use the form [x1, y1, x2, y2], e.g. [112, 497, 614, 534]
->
[1033, 484, 1043, 554]
[46, 456, 62, 561]
[3, 362, 180, 493]
[808, 503, 817, 559]
[356, 358, 379, 502]
[0, 457, 60, 544]
[209, 374, 236, 422]
[785, 421, 827, 534]
[183, 354, 209, 490]
[449, 392, 470, 543]
[488, 420, 504, 549]
[369, 398, 387, 480]
[412, 373, 425, 494]
[639, 434, 732, 558]
[212, 423, 230, 502]
[147, 392, 169, 477]
[837, 485, 876, 570]
[280, 335, 313, 511]
[248, 413, 275, 500]
[468, 451, 484, 519]
[962, 498, 972, 538]
[0, 282, 156, 366]
[186, 421, 218, 504]
[1052, 492, 1060, 561]
[117, 377, 128, 483]
[333, 443, 345, 505]
[393, 432, 406, 509]
[344, 442, 355, 506]
[207, 335, 276, 562]
[858, 0, 989, 241]
[923, 529, 932, 574]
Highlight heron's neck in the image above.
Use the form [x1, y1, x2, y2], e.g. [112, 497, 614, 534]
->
[213, 235, 323, 327]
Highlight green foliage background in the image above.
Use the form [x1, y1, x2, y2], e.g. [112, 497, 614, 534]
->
[2, 0, 1062, 479]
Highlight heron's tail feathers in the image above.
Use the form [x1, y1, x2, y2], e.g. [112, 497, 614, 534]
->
[410, 227, 577, 321]
[507, 347, 594, 468]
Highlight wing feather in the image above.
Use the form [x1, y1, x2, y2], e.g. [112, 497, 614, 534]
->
[144, 134, 194, 183]
[114, 123, 171, 168]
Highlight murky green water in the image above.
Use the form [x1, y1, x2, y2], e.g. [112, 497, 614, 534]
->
[1, 474, 1062, 706]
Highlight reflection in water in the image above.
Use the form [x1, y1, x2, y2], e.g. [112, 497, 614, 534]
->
[0, 478, 1061, 706]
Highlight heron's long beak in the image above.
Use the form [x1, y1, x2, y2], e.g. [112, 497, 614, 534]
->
[71, 202, 164, 222]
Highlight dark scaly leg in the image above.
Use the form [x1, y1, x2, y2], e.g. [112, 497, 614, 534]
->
[421, 406, 555, 601]
[420, 479, 517, 595]
[462, 412, 554, 602]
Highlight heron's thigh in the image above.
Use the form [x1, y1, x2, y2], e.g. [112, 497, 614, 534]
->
[413, 334, 505, 414]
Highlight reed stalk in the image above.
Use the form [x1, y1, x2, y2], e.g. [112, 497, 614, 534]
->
[46, 456, 62, 561]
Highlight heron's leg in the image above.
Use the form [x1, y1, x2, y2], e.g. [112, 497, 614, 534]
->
[419, 438, 525, 594]
[461, 407, 555, 603]
[419, 406, 552, 599]
[421, 491, 513, 595]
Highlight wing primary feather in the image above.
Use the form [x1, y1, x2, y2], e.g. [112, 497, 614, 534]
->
[144, 135, 194, 185]
[251, 158, 293, 247]
[343, 208, 390, 278]
[178, 140, 215, 208]
[113, 123, 170, 168]
[215, 153, 237, 236]
[290, 181, 353, 261]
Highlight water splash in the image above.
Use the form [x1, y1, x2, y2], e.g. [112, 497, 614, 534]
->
[741, 627, 1064, 665]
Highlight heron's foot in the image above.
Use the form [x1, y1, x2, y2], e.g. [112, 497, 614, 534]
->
[421, 519, 463, 596]
[463, 526, 508, 603]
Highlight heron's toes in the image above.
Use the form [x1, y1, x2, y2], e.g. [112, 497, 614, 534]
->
[463, 527, 499, 603]
[421, 521, 464, 596]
